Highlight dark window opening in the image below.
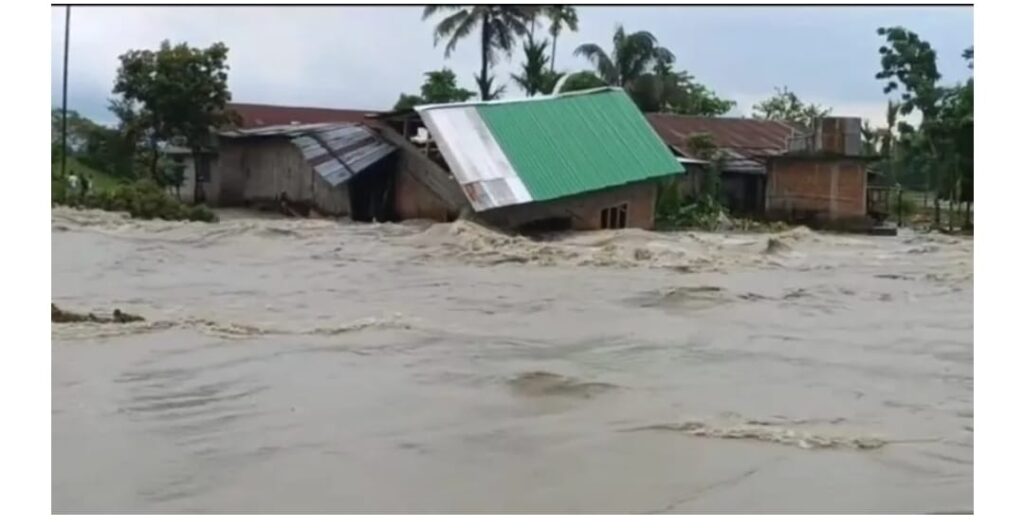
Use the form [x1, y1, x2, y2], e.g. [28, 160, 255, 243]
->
[600, 203, 629, 229]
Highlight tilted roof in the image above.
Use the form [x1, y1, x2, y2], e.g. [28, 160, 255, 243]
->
[415, 88, 683, 212]
[219, 123, 395, 187]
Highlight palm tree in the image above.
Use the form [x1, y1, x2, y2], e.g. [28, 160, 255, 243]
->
[881, 99, 899, 159]
[544, 5, 579, 71]
[423, 5, 537, 101]
[573, 25, 674, 90]
[512, 36, 562, 96]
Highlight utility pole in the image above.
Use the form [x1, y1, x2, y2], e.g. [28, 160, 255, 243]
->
[60, 5, 71, 178]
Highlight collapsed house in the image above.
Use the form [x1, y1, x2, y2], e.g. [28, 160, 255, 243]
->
[216, 123, 397, 219]
[648, 114, 885, 226]
[379, 87, 684, 230]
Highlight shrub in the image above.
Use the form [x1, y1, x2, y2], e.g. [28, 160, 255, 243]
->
[51, 171, 69, 205]
[56, 177, 217, 223]
[188, 204, 217, 223]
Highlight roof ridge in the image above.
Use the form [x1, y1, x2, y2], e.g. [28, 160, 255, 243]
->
[228, 102, 380, 113]
[414, 87, 621, 112]
[646, 112, 794, 125]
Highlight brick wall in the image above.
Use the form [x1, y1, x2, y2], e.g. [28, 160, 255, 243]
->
[766, 158, 867, 220]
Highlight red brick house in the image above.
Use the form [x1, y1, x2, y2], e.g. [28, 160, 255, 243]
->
[647, 114, 879, 225]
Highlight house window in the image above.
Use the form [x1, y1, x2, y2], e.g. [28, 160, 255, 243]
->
[600, 203, 629, 229]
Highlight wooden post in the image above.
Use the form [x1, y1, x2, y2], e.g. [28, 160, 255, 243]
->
[897, 187, 903, 227]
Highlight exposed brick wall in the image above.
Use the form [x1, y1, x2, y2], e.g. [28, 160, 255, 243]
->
[766, 158, 867, 220]
[481, 181, 658, 231]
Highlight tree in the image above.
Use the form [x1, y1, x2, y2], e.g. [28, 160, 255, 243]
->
[751, 86, 831, 128]
[393, 68, 476, 111]
[876, 27, 942, 121]
[861, 120, 879, 157]
[511, 35, 563, 96]
[574, 25, 674, 90]
[631, 69, 735, 116]
[112, 40, 237, 202]
[558, 71, 607, 93]
[880, 100, 899, 160]
[423, 5, 537, 101]
[543, 5, 579, 71]
[875, 26, 971, 227]
[51, 109, 92, 155]
[669, 77, 735, 116]
[50, 109, 135, 179]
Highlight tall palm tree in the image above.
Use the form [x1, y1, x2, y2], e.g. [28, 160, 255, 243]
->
[423, 5, 537, 101]
[573, 25, 674, 90]
[544, 5, 579, 71]
[512, 36, 564, 96]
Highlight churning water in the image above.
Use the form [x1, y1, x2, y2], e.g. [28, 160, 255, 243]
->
[51, 207, 973, 513]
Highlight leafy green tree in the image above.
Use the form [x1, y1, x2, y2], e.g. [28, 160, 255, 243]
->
[574, 25, 674, 90]
[50, 109, 135, 179]
[752, 86, 831, 128]
[112, 40, 237, 200]
[543, 5, 579, 71]
[558, 71, 607, 93]
[423, 5, 537, 101]
[669, 78, 735, 116]
[631, 69, 735, 116]
[393, 68, 476, 111]
[876, 27, 972, 227]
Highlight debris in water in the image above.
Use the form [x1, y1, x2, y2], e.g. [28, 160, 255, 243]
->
[507, 371, 618, 399]
[52, 303, 144, 324]
[764, 237, 792, 255]
[875, 273, 914, 281]
[626, 419, 886, 450]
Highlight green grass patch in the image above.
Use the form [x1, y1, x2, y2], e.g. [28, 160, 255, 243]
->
[51, 157, 123, 192]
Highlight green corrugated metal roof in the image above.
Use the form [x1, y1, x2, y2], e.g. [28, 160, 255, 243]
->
[474, 88, 683, 202]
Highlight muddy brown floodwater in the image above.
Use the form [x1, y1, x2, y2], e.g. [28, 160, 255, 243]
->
[51, 207, 973, 514]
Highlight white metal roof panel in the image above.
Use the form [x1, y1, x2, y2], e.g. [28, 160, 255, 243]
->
[417, 105, 532, 211]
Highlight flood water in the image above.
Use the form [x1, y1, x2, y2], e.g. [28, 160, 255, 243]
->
[51, 207, 973, 513]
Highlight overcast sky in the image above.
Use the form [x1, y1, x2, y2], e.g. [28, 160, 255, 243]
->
[50, 5, 973, 126]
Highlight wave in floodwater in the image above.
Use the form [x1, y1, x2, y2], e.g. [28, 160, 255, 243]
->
[52, 207, 973, 513]
[625, 419, 889, 451]
[51, 313, 417, 341]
